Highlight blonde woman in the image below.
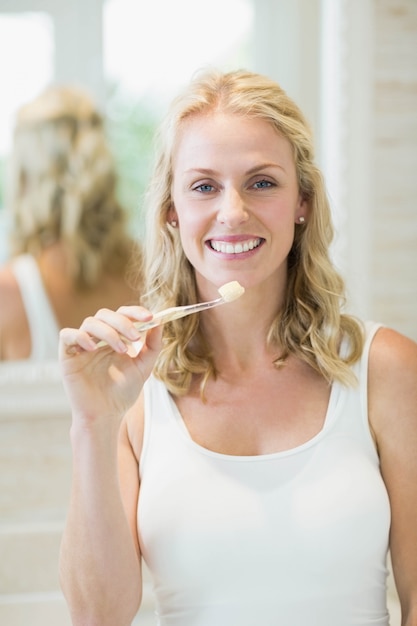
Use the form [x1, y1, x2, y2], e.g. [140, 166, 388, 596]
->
[0, 85, 141, 361]
[59, 70, 417, 626]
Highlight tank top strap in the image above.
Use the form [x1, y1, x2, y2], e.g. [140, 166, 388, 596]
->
[332, 320, 384, 462]
[11, 254, 60, 360]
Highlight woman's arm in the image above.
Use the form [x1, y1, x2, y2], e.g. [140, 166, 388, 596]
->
[58, 306, 162, 626]
[369, 328, 417, 626]
[59, 407, 142, 626]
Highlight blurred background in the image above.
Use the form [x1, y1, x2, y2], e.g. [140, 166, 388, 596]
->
[0, 1, 415, 624]
[0, 0, 415, 337]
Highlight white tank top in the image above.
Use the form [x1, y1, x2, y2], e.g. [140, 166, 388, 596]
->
[11, 254, 60, 360]
[139, 322, 391, 626]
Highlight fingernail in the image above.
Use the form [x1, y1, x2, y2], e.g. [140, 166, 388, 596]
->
[127, 327, 141, 340]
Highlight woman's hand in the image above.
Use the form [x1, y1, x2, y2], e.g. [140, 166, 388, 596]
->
[59, 305, 163, 428]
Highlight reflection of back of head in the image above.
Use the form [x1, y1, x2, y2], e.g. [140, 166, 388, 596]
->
[8, 86, 133, 289]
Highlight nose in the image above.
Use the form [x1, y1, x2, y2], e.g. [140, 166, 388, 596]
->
[216, 187, 249, 228]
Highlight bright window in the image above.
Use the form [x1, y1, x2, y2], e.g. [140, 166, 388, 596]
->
[103, 0, 254, 105]
[0, 13, 53, 156]
[0, 12, 53, 259]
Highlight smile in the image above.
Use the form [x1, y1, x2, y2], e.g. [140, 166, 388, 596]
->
[209, 238, 263, 254]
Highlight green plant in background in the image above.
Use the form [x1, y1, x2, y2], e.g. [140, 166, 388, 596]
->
[105, 85, 161, 242]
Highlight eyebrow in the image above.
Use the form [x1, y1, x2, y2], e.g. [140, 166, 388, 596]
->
[184, 162, 287, 176]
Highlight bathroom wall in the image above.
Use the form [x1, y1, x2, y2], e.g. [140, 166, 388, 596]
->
[372, 0, 417, 340]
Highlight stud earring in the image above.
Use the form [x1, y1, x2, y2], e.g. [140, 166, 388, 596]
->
[298, 216, 305, 224]
[170, 220, 178, 228]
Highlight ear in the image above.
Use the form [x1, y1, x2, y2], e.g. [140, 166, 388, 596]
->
[167, 204, 178, 226]
[295, 195, 310, 224]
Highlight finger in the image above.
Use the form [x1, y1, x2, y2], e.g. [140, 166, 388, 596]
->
[59, 327, 98, 357]
[60, 316, 132, 356]
[116, 305, 154, 323]
[131, 325, 163, 361]
[79, 316, 132, 354]
[145, 324, 164, 352]
[90, 308, 149, 343]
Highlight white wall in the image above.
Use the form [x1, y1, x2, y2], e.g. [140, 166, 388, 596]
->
[371, 0, 417, 340]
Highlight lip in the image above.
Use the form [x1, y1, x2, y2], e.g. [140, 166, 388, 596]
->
[206, 236, 265, 256]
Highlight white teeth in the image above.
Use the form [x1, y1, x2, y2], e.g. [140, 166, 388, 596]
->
[210, 238, 261, 254]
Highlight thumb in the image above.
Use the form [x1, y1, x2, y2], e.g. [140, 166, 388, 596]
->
[145, 324, 164, 353]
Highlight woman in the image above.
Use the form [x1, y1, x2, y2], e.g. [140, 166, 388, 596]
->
[59, 70, 417, 626]
[0, 85, 141, 361]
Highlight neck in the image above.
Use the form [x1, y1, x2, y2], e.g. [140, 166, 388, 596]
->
[201, 287, 284, 374]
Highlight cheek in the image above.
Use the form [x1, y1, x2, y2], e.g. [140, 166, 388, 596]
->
[267, 196, 300, 226]
[176, 200, 211, 236]
[178, 223, 205, 261]
[176, 210, 213, 268]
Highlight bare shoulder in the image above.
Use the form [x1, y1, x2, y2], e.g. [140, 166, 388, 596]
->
[369, 326, 417, 393]
[0, 263, 31, 360]
[0, 264, 25, 327]
[368, 326, 417, 450]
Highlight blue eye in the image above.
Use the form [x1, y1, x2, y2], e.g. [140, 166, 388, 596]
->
[253, 179, 273, 189]
[194, 184, 215, 193]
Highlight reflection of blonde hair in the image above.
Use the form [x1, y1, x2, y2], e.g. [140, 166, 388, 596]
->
[8, 85, 138, 288]
[143, 69, 363, 395]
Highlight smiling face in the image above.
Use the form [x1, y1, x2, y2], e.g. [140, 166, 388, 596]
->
[170, 112, 307, 297]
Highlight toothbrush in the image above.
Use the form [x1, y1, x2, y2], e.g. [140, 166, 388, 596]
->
[131, 280, 245, 332]
[96, 280, 245, 354]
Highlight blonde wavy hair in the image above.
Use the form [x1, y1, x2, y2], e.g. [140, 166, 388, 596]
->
[142, 69, 364, 394]
[7, 84, 138, 288]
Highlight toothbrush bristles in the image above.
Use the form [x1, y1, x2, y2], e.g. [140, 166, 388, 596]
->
[217, 281, 245, 303]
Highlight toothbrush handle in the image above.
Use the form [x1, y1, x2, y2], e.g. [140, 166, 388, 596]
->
[96, 296, 223, 354]
[133, 297, 223, 332]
